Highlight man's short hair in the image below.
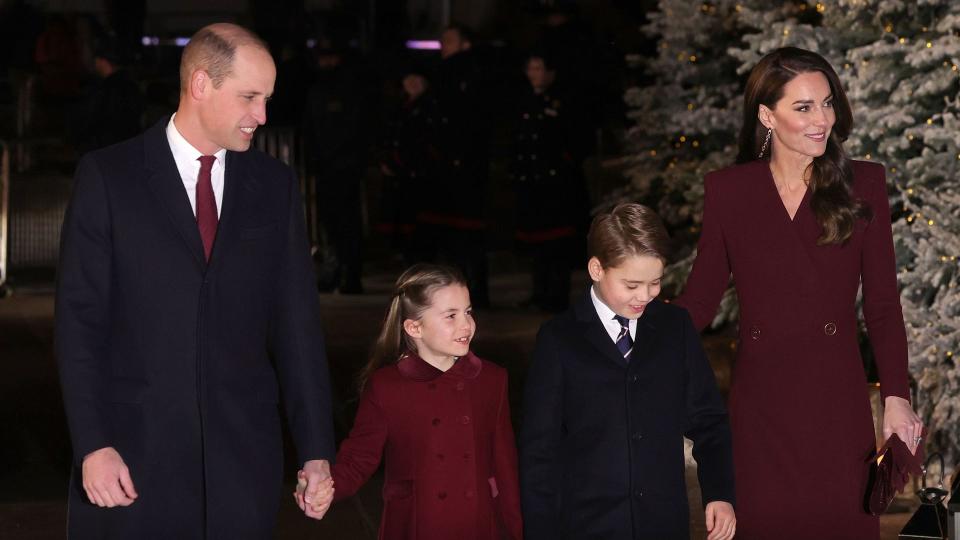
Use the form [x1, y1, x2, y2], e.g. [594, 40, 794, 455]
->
[179, 23, 269, 92]
[587, 203, 672, 268]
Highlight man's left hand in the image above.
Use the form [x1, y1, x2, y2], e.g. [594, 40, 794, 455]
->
[294, 459, 334, 520]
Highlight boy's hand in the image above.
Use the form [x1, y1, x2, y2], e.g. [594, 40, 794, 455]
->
[705, 501, 736, 540]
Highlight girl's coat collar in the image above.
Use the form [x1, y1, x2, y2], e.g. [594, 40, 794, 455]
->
[396, 351, 482, 381]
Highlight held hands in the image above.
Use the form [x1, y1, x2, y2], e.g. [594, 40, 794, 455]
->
[82, 447, 138, 508]
[293, 459, 334, 520]
[882, 396, 924, 455]
[705, 501, 736, 540]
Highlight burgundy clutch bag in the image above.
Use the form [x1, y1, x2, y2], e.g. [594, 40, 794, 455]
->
[865, 433, 925, 515]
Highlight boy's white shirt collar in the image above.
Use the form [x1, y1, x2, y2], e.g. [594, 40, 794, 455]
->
[590, 285, 637, 343]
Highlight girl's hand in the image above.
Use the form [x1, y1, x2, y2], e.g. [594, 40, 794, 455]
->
[882, 396, 924, 455]
[308, 478, 334, 515]
[705, 501, 735, 540]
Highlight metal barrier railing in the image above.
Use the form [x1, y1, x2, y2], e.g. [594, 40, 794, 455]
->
[0, 133, 73, 296]
[0, 139, 8, 292]
[253, 126, 318, 248]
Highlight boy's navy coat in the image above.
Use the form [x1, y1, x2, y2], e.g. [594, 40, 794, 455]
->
[520, 293, 734, 539]
[56, 118, 335, 539]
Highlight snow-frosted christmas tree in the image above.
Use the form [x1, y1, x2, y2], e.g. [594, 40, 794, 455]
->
[621, 0, 744, 233]
[837, 0, 960, 467]
[622, 1, 816, 324]
[624, 0, 960, 464]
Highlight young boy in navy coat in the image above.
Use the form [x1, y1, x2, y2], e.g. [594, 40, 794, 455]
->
[520, 203, 736, 540]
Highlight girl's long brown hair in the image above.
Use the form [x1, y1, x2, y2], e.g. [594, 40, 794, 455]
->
[738, 47, 872, 244]
[357, 263, 467, 393]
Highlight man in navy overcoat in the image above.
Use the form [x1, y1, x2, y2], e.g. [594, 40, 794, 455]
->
[55, 23, 335, 538]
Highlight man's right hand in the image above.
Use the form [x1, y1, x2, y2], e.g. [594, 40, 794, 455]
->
[82, 447, 138, 507]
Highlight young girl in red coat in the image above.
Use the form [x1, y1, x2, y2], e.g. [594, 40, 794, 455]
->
[320, 263, 523, 539]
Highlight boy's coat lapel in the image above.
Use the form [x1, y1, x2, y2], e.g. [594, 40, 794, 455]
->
[574, 291, 664, 369]
[630, 302, 662, 369]
[575, 291, 630, 368]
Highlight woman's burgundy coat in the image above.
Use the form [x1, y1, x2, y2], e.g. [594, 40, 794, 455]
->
[675, 160, 911, 539]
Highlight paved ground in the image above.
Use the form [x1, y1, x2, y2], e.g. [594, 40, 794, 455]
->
[0, 266, 916, 538]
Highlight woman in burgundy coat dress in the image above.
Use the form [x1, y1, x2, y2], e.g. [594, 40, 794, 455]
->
[325, 264, 523, 539]
[675, 47, 923, 538]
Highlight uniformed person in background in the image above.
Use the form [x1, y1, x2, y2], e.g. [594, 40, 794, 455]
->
[73, 38, 144, 154]
[376, 68, 436, 266]
[303, 39, 372, 294]
[509, 52, 588, 312]
[414, 24, 491, 308]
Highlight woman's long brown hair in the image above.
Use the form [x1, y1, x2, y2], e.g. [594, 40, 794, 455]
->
[738, 47, 872, 244]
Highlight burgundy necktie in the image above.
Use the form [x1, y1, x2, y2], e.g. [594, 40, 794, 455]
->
[196, 155, 218, 262]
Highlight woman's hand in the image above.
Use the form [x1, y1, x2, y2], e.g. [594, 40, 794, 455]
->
[882, 396, 923, 454]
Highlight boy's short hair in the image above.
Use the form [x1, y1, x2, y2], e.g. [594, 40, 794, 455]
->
[587, 203, 672, 268]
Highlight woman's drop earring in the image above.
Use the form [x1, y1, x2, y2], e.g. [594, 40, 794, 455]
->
[758, 127, 772, 159]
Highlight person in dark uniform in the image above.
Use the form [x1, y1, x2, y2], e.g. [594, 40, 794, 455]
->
[377, 70, 436, 266]
[303, 42, 371, 294]
[510, 52, 588, 312]
[73, 39, 144, 153]
[415, 24, 491, 308]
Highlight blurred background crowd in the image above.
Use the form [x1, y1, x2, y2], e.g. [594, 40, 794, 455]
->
[0, 0, 657, 313]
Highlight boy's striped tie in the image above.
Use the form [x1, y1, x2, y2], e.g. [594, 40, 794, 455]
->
[613, 315, 633, 360]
